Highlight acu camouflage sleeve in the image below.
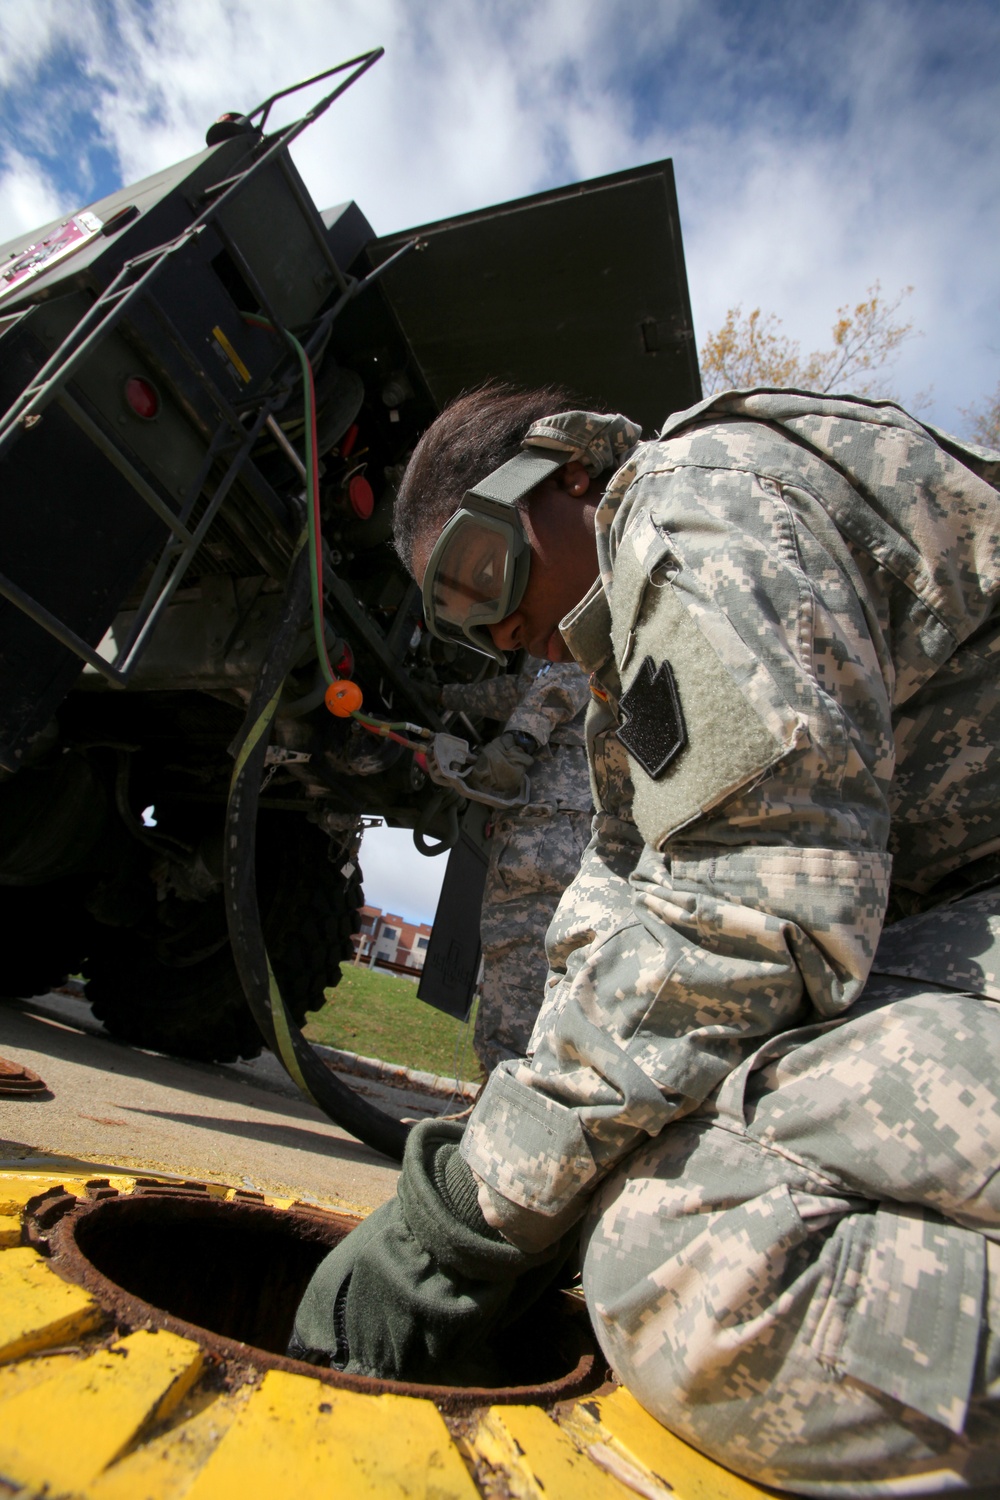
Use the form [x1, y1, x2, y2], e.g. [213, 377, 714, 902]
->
[464, 441, 897, 1250]
[505, 660, 591, 748]
[439, 672, 522, 721]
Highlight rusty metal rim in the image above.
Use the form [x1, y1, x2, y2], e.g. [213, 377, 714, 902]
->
[0, 1055, 48, 1095]
[37, 1185, 601, 1414]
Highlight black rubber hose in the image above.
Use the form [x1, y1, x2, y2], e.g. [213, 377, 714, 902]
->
[412, 787, 462, 856]
[224, 542, 408, 1161]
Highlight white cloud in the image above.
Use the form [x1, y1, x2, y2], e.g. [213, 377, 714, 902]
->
[0, 0, 996, 432]
[662, 3, 1000, 424]
[0, 151, 63, 239]
[0, 0, 99, 88]
[7, 0, 986, 427]
[1, 15, 992, 278]
[358, 822, 447, 927]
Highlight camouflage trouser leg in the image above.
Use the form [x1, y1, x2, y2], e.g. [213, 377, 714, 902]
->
[581, 977, 1000, 1496]
[476, 960, 545, 1076]
[475, 810, 591, 1075]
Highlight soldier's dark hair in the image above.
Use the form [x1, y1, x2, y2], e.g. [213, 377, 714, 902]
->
[393, 381, 576, 573]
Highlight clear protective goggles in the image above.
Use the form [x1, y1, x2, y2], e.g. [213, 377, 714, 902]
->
[421, 447, 564, 664]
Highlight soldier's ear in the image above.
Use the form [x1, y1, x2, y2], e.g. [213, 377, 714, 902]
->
[557, 460, 593, 498]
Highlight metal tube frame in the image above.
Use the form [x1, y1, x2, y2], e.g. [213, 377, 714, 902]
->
[0, 48, 383, 449]
[0, 49, 421, 691]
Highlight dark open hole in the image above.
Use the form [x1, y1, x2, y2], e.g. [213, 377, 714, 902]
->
[56, 1191, 599, 1402]
[71, 1194, 341, 1355]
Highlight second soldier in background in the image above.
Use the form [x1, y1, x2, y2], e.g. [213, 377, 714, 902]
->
[438, 657, 592, 1075]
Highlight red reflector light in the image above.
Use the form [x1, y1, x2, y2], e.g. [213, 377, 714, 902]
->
[124, 375, 160, 420]
[348, 474, 374, 520]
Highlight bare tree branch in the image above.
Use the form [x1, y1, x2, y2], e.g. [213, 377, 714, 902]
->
[960, 381, 1000, 449]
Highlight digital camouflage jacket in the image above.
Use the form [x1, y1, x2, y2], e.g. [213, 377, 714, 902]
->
[441, 655, 591, 811]
[462, 391, 1000, 1249]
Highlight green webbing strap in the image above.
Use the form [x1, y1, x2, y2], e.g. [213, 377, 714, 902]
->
[230, 677, 318, 1105]
[224, 534, 407, 1160]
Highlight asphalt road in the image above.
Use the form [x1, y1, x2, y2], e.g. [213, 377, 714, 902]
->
[0, 991, 454, 1213]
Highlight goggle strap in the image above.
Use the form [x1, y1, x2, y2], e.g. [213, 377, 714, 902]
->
[467, 449, 564, 508]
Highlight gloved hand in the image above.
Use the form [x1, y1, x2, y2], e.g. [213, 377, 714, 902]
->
[466, 731, 534, 798]
[410, 681, 444, 713]
[287, 1119, 572, 1384]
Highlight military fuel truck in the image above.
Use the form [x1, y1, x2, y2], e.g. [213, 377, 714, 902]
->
[0, 54, 700, 1154]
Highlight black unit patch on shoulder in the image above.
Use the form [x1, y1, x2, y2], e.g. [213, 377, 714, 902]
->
[617, 656, 687, 779]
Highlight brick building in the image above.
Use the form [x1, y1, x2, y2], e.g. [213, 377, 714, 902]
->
[352, 906, 432, 976]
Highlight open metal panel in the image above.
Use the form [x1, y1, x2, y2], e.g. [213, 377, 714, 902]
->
[359, 159, 701, 437]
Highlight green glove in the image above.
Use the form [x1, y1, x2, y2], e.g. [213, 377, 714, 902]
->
[466, 731, 534, 797]
[411, 681, 444, 713]
[288, 1120, 572, 1384]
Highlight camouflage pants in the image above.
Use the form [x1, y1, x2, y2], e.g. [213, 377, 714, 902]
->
[581, 900, 1000, 1495]
[476, 808, 592, 1074]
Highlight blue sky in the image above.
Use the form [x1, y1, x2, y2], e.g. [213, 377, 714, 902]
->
[2, 0, 998, 428]
[2, 0, 998, 921]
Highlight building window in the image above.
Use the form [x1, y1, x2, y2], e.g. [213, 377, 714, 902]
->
[416, 937, 429, 949]
[381, 926, 397, 941]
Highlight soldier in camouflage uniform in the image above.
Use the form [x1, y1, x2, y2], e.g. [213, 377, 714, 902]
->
[293, 387, 1000, 1496]
[438, 655, 592, 1074]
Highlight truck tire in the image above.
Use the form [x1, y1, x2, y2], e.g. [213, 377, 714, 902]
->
[85, 819, 362, 1064]
[0, 879, 93, 1001]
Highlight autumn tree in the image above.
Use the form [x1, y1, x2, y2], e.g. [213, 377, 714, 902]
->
[699, 282, 916, 398]
[961, 381, 1000, 450]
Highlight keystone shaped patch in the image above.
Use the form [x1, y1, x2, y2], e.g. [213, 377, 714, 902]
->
[617, 656, 687, 779]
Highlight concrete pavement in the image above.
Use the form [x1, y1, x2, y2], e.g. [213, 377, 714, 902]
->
[0, 991, 441, 1212]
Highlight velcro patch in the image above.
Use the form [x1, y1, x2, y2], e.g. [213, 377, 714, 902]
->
[609, 502, 806, 847]
[617, 657, 687, 778]
[614, 572, 803, 848]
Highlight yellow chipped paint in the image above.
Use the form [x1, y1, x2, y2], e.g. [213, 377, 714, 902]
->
[0, 1349, 92, 1404]
[0, 1328, 203, 1493]
[0, 1246, 102, 1362]
[183, 1369, 479, 1500]
[475, 1405, 631, 1500]
[175, 1179, 231, 1200]
[0, 1165, 775, 1500]
[87, 1387, 251, 1500]
[0, 1172, 138, 1217]
[582, 1387, 772, 1500]
[0, 1174, 82, 1215]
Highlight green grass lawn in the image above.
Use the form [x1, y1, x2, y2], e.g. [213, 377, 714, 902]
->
[304, 962, 484, 1083]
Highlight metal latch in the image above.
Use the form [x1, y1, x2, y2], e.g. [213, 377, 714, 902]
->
[422, 732, 530, 810]
[263, 747, 312, 766]
[261, 745, 312, 791]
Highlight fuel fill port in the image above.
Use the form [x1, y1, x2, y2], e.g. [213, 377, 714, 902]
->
[33, 1183, 602, 1412]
